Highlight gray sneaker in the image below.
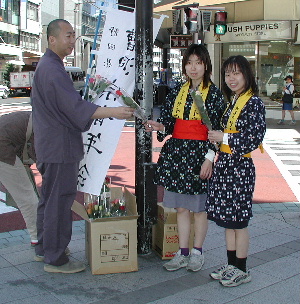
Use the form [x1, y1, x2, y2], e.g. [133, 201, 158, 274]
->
[186, 248, 204, 272]
[220, 266, 251, 287]
[163, 250, 189, 271]
[277, 119, 284, 125]
[44, 261, 86, 274]
[210, 264, 235, 280]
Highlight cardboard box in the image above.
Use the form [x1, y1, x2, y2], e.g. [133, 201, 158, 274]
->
[72, 187, 139, 275]
[152, 204, 194, 260]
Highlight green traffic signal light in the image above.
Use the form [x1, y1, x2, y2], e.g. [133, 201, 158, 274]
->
[215, 24, 227, 35]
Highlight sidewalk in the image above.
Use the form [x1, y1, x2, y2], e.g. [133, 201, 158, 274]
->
[0, 101, 299, 304]
[0, 204, 299, 304]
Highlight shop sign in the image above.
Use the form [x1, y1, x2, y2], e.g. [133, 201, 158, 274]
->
[170, 35, 193, 48]
[205, 20, 292, 43]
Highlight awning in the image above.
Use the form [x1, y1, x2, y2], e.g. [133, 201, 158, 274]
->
[154, 0, 247, 13]
[8, 60, 25, 66]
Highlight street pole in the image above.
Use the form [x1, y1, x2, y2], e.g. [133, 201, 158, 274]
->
[135, 0, 157, 254]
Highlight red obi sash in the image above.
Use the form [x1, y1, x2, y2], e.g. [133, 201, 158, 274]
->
[172, 119, 208, 140]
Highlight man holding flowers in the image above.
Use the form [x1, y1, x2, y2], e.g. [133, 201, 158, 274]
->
[31, 19, 134, 274]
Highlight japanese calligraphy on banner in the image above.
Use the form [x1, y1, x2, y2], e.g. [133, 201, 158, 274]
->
[77, 9, 165, 195]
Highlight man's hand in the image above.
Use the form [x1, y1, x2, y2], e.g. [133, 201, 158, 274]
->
[92, 106, 134, 120]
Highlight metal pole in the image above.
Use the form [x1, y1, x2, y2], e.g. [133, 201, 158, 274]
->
[83, 1, 104, 98]
[135, 0, 157, 254]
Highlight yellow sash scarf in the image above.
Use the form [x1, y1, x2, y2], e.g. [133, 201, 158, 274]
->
[220, 90, 264, 157]
[172, 81, 210, 120]
[225, 90, 253, 131]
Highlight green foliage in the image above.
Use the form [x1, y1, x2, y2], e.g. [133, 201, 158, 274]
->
[2, 63, 15, 86]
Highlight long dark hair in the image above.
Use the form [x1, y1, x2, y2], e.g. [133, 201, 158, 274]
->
[221, 55, 258, 101]
[182, 44, 212, 89]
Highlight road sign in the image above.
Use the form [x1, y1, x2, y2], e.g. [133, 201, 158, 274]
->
[170, 35, 193, 48]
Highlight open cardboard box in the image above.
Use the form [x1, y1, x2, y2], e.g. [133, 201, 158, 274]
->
[152, 203, 194, 260]
[72, 187, 139, 275]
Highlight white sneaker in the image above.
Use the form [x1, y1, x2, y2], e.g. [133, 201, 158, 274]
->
[186, 248, 204, 272]
[210, 264, 235, 280]
[277, 120, 284, 125]
[163, 250, 189, 271]
[220, 266, 251, 287]
[290, 120, 296, 125]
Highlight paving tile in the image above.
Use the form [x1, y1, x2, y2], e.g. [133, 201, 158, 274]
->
[1, 248, 35, 266]
[0, 232, 11, 239]
[147, 280, 237, 304]
[254, 255, 300, 280]
[0, 266, 27, 284]
[0, 255, 11, 268]
[0, 279, 47, 304]
[237, 275, 300, 304]
[5, 293, 64, 304]
[250, 250, 282, 262]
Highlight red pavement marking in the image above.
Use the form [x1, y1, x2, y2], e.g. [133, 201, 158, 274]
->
[108, 129, 298, 204]
[0, 127, 297, 234]
[252, 149, 297, 203]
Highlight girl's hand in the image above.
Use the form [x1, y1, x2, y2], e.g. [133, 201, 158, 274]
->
[208, 130, 224, 144]
[144, 120, 164, 132]
[200, 158, 213, 180]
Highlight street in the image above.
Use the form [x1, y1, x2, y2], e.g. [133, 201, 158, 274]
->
[0, 98, 300, 217]
[0, 96, 31, 106]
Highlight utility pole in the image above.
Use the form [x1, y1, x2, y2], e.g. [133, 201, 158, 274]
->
[135, 0, 157, 254]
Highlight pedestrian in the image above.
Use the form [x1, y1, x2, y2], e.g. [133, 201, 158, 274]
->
[145, 44, 225, 272]
[0, 111, 38, 246]
[206, 55, 266, 287]
[31, 19, 134, 274]
[278, 75, 296, 125]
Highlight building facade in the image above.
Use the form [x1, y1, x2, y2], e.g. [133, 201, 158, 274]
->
[154, 0, 300, 96]
[0, 0, 43, 82]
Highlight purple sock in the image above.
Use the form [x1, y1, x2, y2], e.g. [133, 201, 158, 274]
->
[180, 248, 189, 256]
[193, 247, 203, 254]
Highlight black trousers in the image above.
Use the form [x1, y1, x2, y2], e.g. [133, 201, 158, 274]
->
[35, 162, 79, 266]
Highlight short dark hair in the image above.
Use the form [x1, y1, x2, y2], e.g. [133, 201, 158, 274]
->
[47, 19, 70, 41]
[284, 75, 293, 81]
[221, 55, 258, 101]
[182, 44, 212, 89]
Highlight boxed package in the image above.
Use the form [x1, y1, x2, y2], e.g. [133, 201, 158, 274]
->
[72, 187, 139, 275]
[152, 203, 194, 260]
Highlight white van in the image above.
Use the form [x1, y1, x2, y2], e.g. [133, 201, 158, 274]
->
[65, 66, 85, 95]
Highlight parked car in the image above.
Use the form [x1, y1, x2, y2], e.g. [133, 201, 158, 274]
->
[0, 84, 9, 99]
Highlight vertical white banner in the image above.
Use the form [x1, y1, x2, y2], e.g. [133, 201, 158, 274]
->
[77, 9, 164, 195]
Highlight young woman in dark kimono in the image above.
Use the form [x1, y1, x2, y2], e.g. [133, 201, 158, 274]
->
[146, 44, 225, 272]
[207, 55, 266, 287]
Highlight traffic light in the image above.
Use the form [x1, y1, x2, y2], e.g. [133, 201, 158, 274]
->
[184, 7, 200, 33]
[214, 11, 227, 35]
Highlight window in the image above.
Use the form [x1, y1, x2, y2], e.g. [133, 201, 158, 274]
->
[20, 31, 40, 52]
[27, 2, 38, 22]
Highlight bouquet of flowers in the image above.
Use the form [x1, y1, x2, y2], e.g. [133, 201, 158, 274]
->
[84, 75, 111, 102]
[84, 74, 147, 122]
[189, 89, 212, 130]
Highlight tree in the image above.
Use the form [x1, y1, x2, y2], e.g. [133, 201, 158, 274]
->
[2, 63, 15, 86]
